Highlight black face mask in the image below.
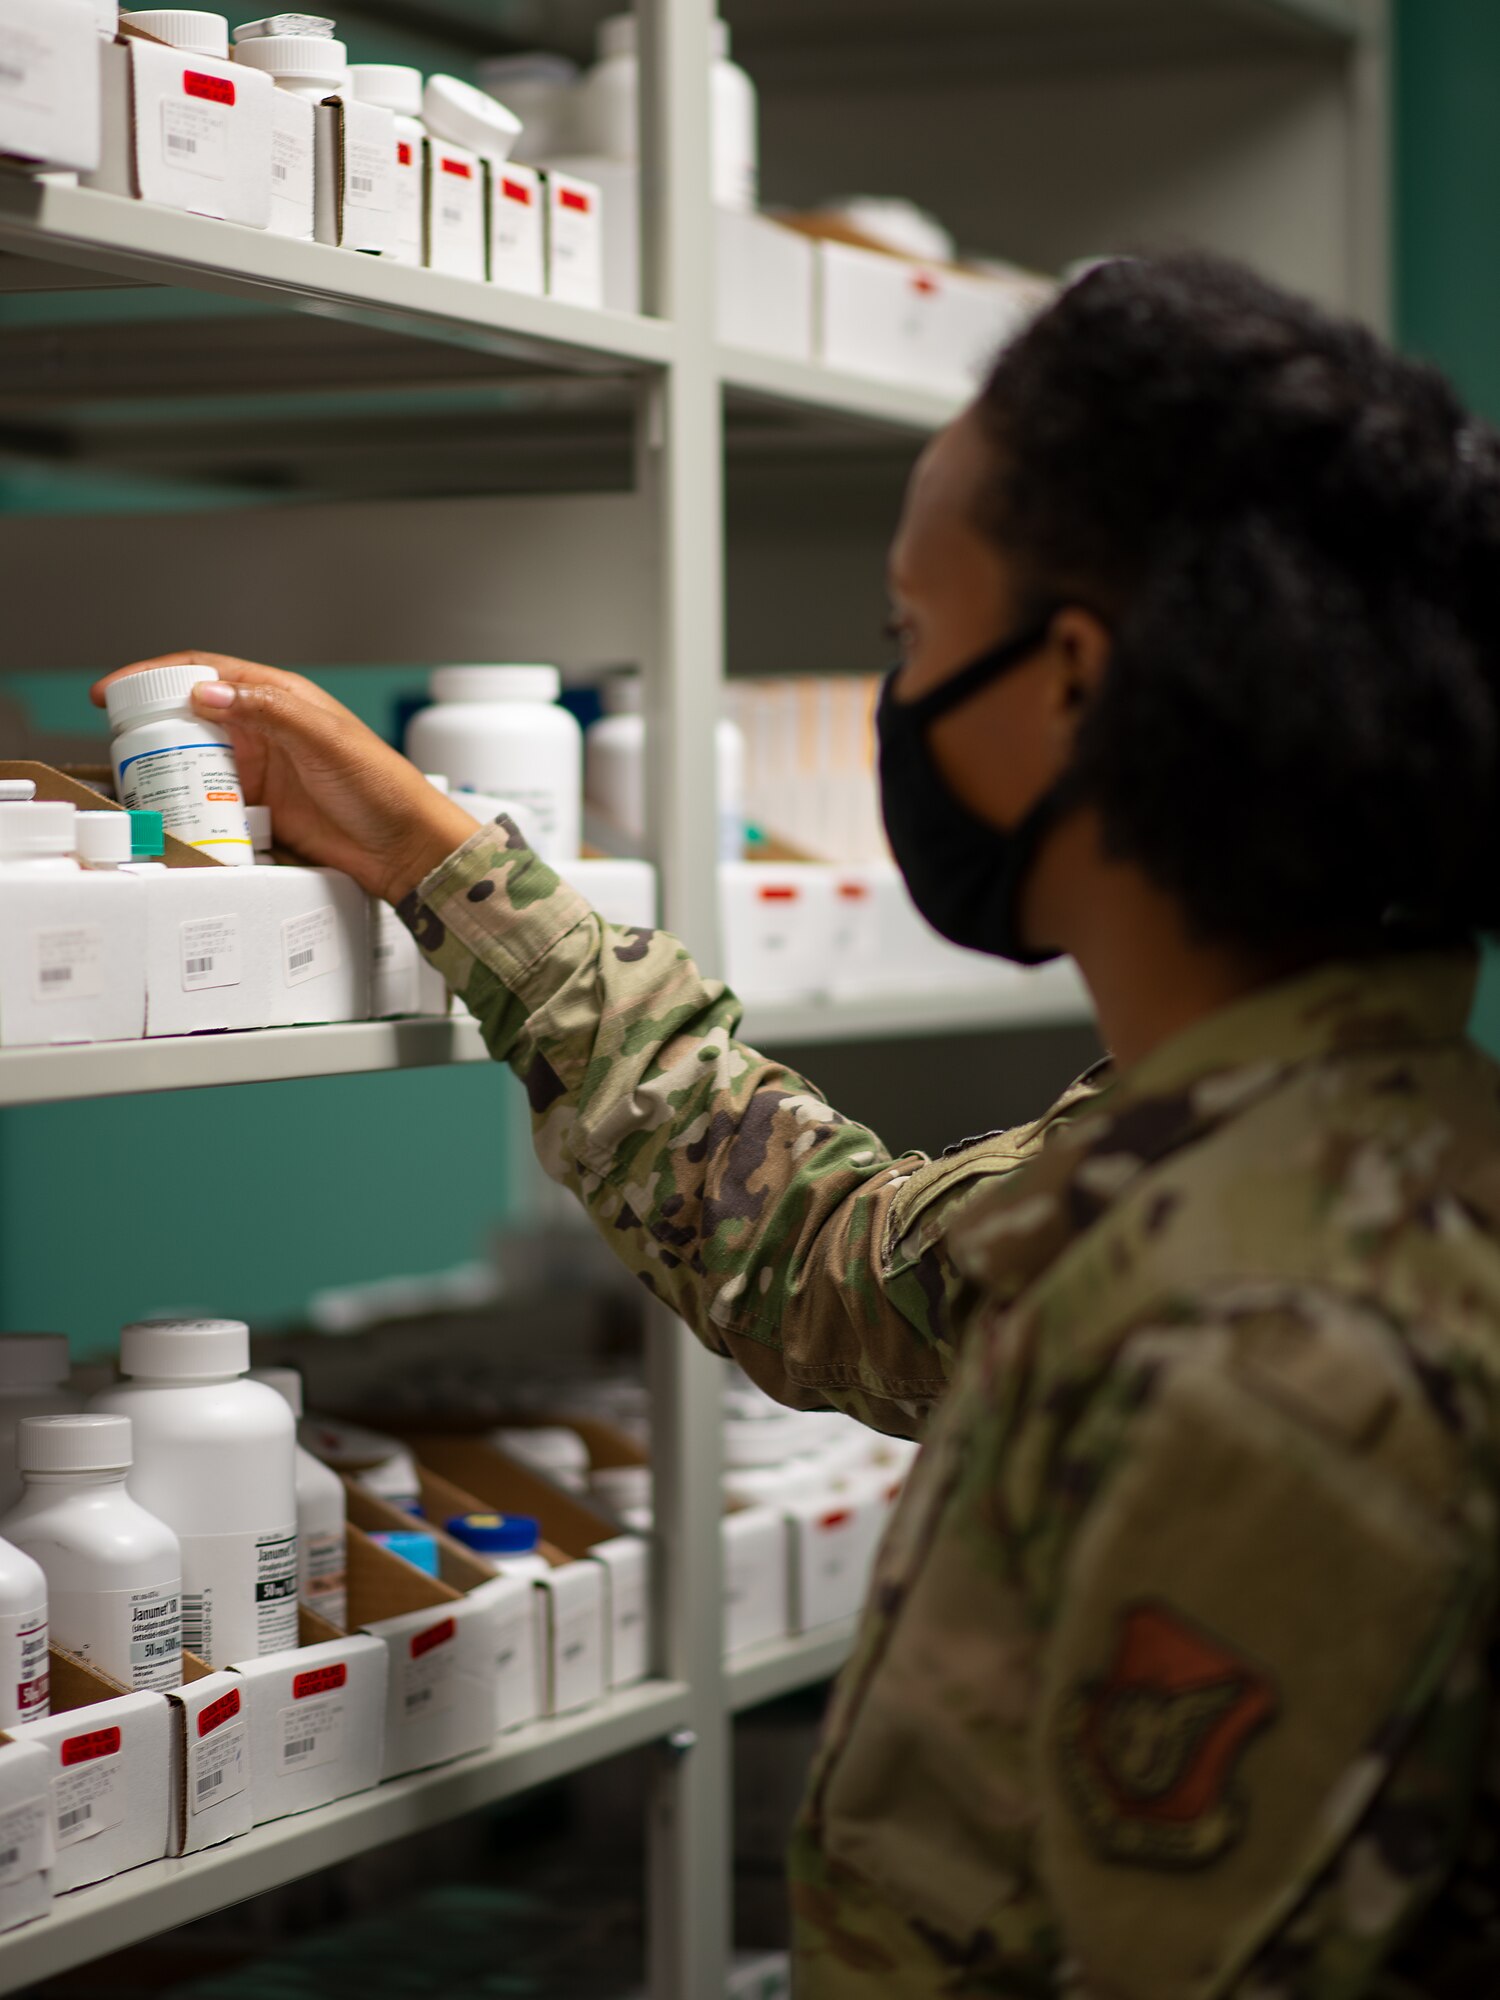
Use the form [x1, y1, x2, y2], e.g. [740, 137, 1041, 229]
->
[877, 615, 1074, 966]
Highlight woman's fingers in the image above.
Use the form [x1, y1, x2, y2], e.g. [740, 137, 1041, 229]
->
[91, 654, 344, 715]
[190, 675, 372, 761]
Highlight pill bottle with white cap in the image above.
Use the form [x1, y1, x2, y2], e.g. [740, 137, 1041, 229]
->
[0, 802, 79, 877]
[231, 15, 343, 241]
[2, 1414, 182, 1692]
[0, 1336, 84, 1512]
[106, 665, 253, 866]
[347, 63, 424, 267]
[587, 670, 745, 863]
[91, 1320, 298, 1667]
[249, 1368, 346, 1629]
[404, 666, 581, 863]
[0, 1537, 48, 1725]
[0, 781, 36, 803]
[245, 804, 275, 864]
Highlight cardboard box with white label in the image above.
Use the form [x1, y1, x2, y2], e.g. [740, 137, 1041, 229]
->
[544, 168, 603, 310]
[0, 1735, 55, 1934]
[165, 1654, 254, 1857]
[86, 23, 274, 227]
[814, 237, 1038, 398]
[487, 157, 543, 297]
[0, 0, 102, 175]
[313, 90, 395, 254]
[370, 899, 449, 1020]
[425, 135, 484, 279]
[784, 1469, 889, 1634]
[12, 1649, 172, 1893]
[227, 1618, 386, 1827]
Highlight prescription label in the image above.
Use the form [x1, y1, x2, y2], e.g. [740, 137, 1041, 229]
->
[116, 740, 250, 855]
[180, 914, 242, 993]
[0, 1794, 48, 1888]
[282, 907, 339, 988]
[344, 132, 387, 212]
[34, 927, 103, 1004]
[254, 1532, 299, 1654]
[300, 1528, 347, 1629]
[161, 96, 229, 181]
[190, 1700, 246, 1817]
[0, 1606, 48, 1724]
[53, 1749, 124, 1849]
[279, 1695, 343, 1775]
[52, 1583, 181, 1693]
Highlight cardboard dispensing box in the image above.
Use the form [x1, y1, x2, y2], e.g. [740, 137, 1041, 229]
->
[424, 132, 485, 279]
[86, 19, 274, 227]
[226, 1609, 386, 1828]
[313, 89, 395, 254]
[813, 236, 1039, 398]
[0, 762, 147, 1048]
[165, 1649, 254, 1857]
[12, 1650, 173, 1893]
[487, 156, 544, 298]
[0, 1734, 56, 1934]
[0, 0, 102, 176]
[544, 167, 603, 309]
[783, 1469, 891, 1634]
[264, 85, 314, 241]
[370, 899, 449, 1020]
[410, 1435, 647, 1693]
[331, 1515, 535, 1779]
[345, 1465, 597, 1723]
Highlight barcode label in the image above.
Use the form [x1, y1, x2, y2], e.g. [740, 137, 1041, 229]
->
[282, 907, 340, 988]
[350, 173, 373, 193]
[288, 948, 315, 972]
[181, 916, 241, 993]
[53, 1751, 123, 1850]
[35, 927, 103, 1004]
[273, 161, 288, 181]
[186, 956, 213, 976]
[189, 1718, 246, 1817]
[279, 1694, 343, 1774]
[57, 1805, 89, 1833]
[0, 1847, 18, 1871]
[196, 1767, 222, 1798]
[167, 131, 197, 153]
[181, 1590, 207, 1656]
[285, 1736, 315, 1760]
[38, 965, 71, 986]
[0, 64, 25, 86]
[161, 97, 229, 181]
[0, 1797, 48, 1887]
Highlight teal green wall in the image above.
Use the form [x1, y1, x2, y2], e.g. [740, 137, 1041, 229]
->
[1394, 0, 1500, 1051]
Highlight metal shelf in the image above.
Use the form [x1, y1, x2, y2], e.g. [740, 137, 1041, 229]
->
[720, 346, 959, 440]
[0, 1677, 690, 1995]
[0, 181, 675, 377]
[0, 967, 1092, 1107]
[727, 1622, 858, 1711]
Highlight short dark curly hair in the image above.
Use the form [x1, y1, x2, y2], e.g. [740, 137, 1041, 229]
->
[976, 254, 1500, 951]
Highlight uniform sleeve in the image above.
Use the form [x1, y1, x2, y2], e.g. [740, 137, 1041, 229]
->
[399, 819, 1100, 1436]
[1034, 1283, 1490, 2000]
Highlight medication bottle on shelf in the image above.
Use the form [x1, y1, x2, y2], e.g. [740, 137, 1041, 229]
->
[249, 1368, 347, 1629]
[245, 803, 274, 864]
[0, 1336, 84, 1512]
[488, 1426, 590, 1495]
[3, 1414, 182, 1692]
[586, 671, 745, 863]
[0, 781, 35, 802]
[347, 64, 425, 268]
[0, 802, 79, 877]
[369, 1528, 440, 1577]
[444, 1511, 550, 1581]
[106, 665, 253, 866]
[574, 13, 756, 211]
[75, 809, 135, 872]
[232, 21, 347, 243]
[0, 1537, 48, 1725]
[404, 666, 582, 864]
[91, 1319, 298, 1668]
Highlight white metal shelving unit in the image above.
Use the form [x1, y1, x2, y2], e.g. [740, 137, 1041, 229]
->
[0, 0, 1388, 1991]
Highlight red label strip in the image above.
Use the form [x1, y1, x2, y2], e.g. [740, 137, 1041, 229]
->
[559, 188, 591, 214]
[411, 1617, 456, 1660]
[199, 1687, 242, 1737]
[61, 1726, 121, 1767]
[294, 1662, 348, 1700]
[184, 70, 235, 106]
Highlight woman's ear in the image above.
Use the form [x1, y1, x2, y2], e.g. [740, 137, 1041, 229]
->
[1050, 606, 1113, 728]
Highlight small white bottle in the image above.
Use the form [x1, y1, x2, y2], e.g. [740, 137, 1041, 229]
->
[91, 1320, 298, 1668]
[0, 1536, 48, 1726]
[249, 1368, 346, 1629]
[0, 781, 36, 802]
[233, 25, 347, 243]
[74, 810, 135, 872]
[0, 802, 80, 878]
[348, 63, 425, 268]
[4, 1414, 182, 1693]
[574, 13, 757, 211]
[0, 1335, 84, 1512]
[105, 666, 253, 867]
[245, 804, 275, 865]
[489, 1425, 590, 1495]
[404, 666, 582, 863]
[586, 672, 746, 863]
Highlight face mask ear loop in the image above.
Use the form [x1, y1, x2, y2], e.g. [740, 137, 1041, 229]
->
[900, 610, 1063, 729]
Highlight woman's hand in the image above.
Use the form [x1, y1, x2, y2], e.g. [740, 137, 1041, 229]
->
[91, 654, 481, 903]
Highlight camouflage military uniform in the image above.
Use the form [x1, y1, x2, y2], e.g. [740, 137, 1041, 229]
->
[402, 817, 1500, 1999]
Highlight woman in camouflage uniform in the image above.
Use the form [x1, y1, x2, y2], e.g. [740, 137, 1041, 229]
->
[100, 256, 1500, 1998]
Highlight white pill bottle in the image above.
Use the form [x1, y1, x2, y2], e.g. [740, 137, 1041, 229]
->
[0, 1334, 84, 1512]
[586, 671, 745, 863]
[0, 1536, 48, 1725]
[404, 666, 582, 863]
[91, 1320, 298, 1667]
[106, 665, 254, 866]
[3, 1414, 182, 1693]
[249, 1368, 347, 1630]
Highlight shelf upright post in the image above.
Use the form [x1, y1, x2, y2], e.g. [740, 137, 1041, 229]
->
[635, 0, 731, 1997]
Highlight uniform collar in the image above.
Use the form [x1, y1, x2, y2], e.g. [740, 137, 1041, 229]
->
[949, 950, 1478, 1293]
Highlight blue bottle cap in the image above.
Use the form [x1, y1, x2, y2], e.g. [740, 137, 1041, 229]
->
[369, 1528, 441, 1577]
[128, 811, 165, 858]
[444, 1512, 540, 1555]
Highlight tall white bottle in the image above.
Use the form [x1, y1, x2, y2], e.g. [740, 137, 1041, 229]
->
[0, 1335, 84, 1512]
[0, 1536, 48, 1725]
[91, 1321, 298, 1668]
[249, 1369, 347, 1631]
[3, 1414, 182, 1692]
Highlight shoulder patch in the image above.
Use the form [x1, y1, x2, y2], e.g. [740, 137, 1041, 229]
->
[1058, 1601, 1277, 1870]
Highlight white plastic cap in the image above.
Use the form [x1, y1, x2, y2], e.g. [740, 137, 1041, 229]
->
[598, 13, 728, 60]
[119, 1318, 250, 1381]
[105, 663, 220, 729]
[0, 1335, 71, 1390]
[347, 62, 422, 116]
[122, 10, 230, 57]
[233, 13, 336, 39]
[75, 810, 133, 866]
[233, 31, 346, 80]
[430, 665, 560, 705]
[19, 1412, 132, 1475]
[0, 802, 76, 862]
[249, 1365, 303, 1417]
[598, 671, 642, 717]
[422, 74, 522, 161]
[245, 804, 273, 852]
[0, 781, 35, 803]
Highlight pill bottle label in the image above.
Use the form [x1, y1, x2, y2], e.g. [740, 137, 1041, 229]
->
[300, 1529, 347, 1632]
[116, 742, 251, 858]
[51, 1585, 182, 1693]
[178, 1526, 299, 1665]
[0, 1606, 48, 1726]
